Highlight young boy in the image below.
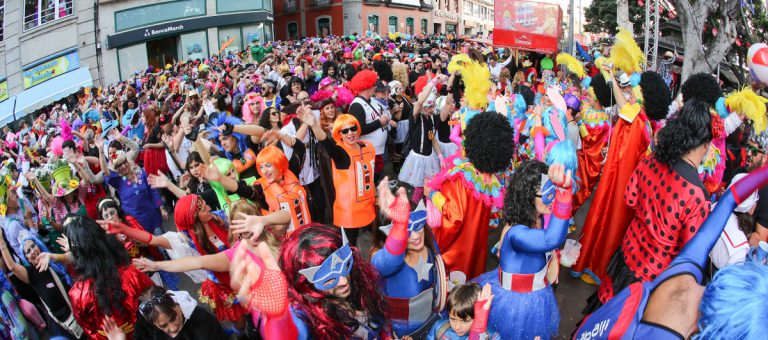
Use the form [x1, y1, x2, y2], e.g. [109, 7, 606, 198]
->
[425, 283, 497, 340]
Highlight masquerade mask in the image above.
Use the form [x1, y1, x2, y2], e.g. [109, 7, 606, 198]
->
[539, 174, 556, 206]
[298, 229, 354, 290]
[380, 201, 428, 235]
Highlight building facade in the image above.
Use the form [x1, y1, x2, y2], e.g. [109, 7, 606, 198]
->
[273, 0, 433, 40]
[431, 0, 461, 34]
[0, 0, 98, 124]
[461, 0, 492, 36]
[99, 0, 274, 85]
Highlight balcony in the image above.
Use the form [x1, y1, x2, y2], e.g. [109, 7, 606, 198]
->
[283, 1, 298, 13]
[24, 0, 75, 32]
[420, 0, 433, 10]
[309, 0, 331, 8]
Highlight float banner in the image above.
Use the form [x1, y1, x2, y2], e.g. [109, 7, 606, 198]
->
[494, 1, 563, 53]
[23, 50, 80, 89]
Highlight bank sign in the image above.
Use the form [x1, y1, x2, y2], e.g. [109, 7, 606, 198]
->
[22, 50, 80, 89]
[0, 80, 7, 102]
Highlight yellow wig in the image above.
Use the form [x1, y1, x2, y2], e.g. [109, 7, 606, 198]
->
[594, 56, 612, 82]
[609, 28, 645, 75]
[556, 52, 586, 78]
[448, 54, 491, 109]
[726, 88, 768, 133]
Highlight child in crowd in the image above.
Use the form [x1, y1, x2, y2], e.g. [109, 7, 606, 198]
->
[425, 283, 497, 340]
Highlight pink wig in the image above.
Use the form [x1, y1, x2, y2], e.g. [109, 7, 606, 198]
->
[51, 136, 64, 157]
[335, 84, 355, 108]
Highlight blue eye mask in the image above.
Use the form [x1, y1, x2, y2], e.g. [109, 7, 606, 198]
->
[540, 174, 556, 206]
[298, 230, 355, 290]
[379, 203, 428, 236]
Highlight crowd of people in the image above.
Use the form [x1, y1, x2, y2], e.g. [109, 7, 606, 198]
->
[0, 28, 765, 340]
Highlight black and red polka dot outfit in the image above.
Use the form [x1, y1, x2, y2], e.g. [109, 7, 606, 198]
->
[622, 157, 711, 282]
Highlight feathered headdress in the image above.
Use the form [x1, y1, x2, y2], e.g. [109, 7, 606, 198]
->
[556, 53, 586, 78]
[725, 87, 768, 134]
[448, 54, 491, 110]
[608, 28, 645, 75]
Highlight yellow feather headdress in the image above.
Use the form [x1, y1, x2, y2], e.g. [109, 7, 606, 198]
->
[726, 88, 768, 134]
[608, 28, 645, 75]
[556, 53, 586, 79]
[448, 54, 491, 110]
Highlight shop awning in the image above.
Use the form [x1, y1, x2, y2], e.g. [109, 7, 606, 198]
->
[13, 66, 92, 118]
[0, 97, 17, 127]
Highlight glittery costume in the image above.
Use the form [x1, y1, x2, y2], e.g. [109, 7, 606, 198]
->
[69, 265, 154, 339]
[573, 106, 610, 211]
[473, 176, 572, 339]
[575, 165, 768, 339]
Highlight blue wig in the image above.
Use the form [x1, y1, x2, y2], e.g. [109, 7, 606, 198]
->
[513, 94, 528, 119]
[715, 97, 729, 118]
[545, 140, 579, 193]
[581, 76, 592, 90]
[629, 73, 641, 87]
[18, 233, 72, 286]
[698, 263, 768, 340]
[206, 114, 248, 160]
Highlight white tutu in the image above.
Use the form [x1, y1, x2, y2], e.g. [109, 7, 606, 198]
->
[439, 141, 459, 158]
[395, 120, 410, 144]
[399, 151, 441, 187]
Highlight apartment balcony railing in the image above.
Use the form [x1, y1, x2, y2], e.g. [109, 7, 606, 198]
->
[24, 0, 74, 31]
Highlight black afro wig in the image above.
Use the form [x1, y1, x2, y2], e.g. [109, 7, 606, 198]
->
[464, 111, 515, 174]
[639, 71, 672, 121]
[373, 60, 393, 83]
[681, 73, 722, 107]
[591, 72, 615, 108]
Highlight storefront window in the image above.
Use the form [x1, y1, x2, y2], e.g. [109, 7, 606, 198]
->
[218, 27, 242, 56]
[317, 17, 331, 37]
[388, 16, 397, 33]
[118, 43, 149, 81]
[243, 23, 264, 45]
[24, 0, 74, 31]
[217, 0, 264, 14]
[420, 18, 428, 34]
[264, 23, 273, 42]
[115, 0, 205, 32]
[287, 22, 298, 40]
[368, 15, 379, 34]
[181, 31, 208, 62]
[405, 18, 414, 35]
[446, 23, 456, 33]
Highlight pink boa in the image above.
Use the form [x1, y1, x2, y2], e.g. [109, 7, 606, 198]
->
[310, 89, 334, 103]
[335, 84, 355, 108]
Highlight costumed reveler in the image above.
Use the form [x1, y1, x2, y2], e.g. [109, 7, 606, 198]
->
[572, 33, 672, 285]
[573, 73, 613, 211]
[66, 216, 155, 339]
[473, 152, 575, 339]
[575, 164, 768, 340]
[589, 100, 713, 312]
[427, 111, 515, 280]
[207, 114, 259, 180]
[371, 179, 447, 338]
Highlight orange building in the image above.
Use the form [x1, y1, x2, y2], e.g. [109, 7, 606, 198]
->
[274, 0, 434, 40]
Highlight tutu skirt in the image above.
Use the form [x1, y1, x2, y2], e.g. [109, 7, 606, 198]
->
[399, 151, 440, 187]
[143, 147, 170, 177]
[395, 120, 410, 144]
[473, 270, 559, 340]
[199, 279, 247, 322]
[439, 141, 459, 159]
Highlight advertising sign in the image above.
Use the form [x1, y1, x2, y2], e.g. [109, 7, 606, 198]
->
[0, 81, 7, 102]
[494, 1, 563, 53]
[22, 50, 80, 89]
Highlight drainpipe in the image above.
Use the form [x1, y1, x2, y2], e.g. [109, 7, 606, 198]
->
[93, 0, 104, 87]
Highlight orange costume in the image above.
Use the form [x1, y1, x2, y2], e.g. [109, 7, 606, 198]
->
[573, 107, 611, 211]
[573, 104, 655, 282]
[331, 141, 376, 228]
[69, 265, 154, 339]
[256, 146, 312, 231]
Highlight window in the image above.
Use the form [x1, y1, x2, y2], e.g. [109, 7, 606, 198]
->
[420, 18, 428, 34]
[218, 26, 242, 56]
[446, 23, 456, 33]
[388, 16, 397, 33]
[118, 43, 149, 81]
[181, 31, 209, 62]
[473, 3, 480, 18]
[217, 0, 264, 13]
[264, 23, 273, 42]
[287, 22, 299, 40]
[454, 0, 459, 13]
[242, 23, 264, 45]
[317, 16, 331, 37]
[368, 15, 379, 34]
[115, 0, 205, 32]
[405, 18, 414, 35]
[463, 1, 471, 16]
[0, 0, 4, 41]
[24, 0, 74, 31]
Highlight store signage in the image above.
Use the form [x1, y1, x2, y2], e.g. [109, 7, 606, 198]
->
[107, 11, 273, 49]
[435, 9, 460, 20]
[0, 80, 7, 102]
[22, 50, 80, 89]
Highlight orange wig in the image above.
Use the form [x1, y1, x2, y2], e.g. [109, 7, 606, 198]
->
[332, 114, 361, 144]
[256, 145, 300, 185]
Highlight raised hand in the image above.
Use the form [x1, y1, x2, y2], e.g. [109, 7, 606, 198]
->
[478, 283, 494, 311]
[35, 252, 52, 272]
[56, 235, 70, 253]
[548, 163, 572, 190]
[147, 171, 171, 189]
[96, 219, 129, 234]
[230, 212, 265, 240]
[132, 257, 159, 272]
[203, 164, 223, 182]
[102, 316, 127, 340]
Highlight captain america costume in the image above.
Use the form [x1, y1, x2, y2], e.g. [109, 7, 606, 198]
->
[575, 165, 768, 339]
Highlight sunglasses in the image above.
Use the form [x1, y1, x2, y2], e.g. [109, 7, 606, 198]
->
[139, 292, 170, 318]
[748, 144, 765, 156]
[270, 111, 279, 116]
[340, 126, 358, 135]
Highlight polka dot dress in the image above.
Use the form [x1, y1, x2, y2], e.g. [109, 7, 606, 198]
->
[622, 157, 711, 281]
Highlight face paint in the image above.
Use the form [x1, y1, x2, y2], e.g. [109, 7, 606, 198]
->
[540, 174, 556, 206]
[298, 229, 355, 290]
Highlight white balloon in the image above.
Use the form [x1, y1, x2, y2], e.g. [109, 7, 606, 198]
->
[748, 43, 768, 66]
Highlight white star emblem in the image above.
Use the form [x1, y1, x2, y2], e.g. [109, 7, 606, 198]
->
[414, 254, 433, 283]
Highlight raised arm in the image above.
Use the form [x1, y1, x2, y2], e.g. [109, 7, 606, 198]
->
[134, 252, 230, 274]
[0, 231, 29, 284]
[370, 179, 410, 277]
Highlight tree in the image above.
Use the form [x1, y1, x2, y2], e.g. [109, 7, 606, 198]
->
[674, 0, 740, 82]
[583, 0, 650, 36]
